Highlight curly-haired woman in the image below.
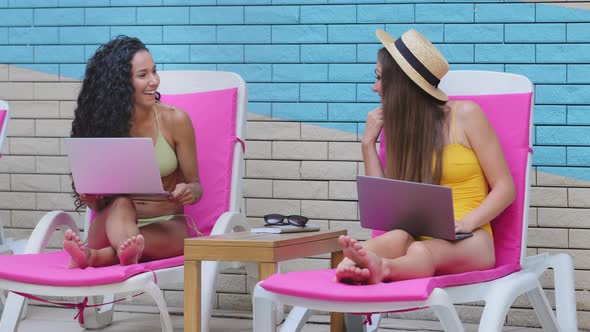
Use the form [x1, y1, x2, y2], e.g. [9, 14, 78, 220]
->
[64, 36, 203, 268]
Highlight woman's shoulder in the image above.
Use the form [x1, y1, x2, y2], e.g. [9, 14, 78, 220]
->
[452, 100, 492, 139]
[453, 100, 487, 123]
[156, 102, 191, 125]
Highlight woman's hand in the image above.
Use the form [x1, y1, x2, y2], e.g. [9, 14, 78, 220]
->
[455, 218, 477, 234]
[362, 107, 384, 145]
[169, 183, 199, 205]
[79, 194, 103, 211]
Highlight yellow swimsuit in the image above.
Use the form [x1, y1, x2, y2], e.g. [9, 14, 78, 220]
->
[439, 107, 493, 238]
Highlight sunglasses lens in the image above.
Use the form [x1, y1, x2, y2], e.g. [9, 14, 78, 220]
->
[288, 215, 308, 226]
[264, 214, 284, 225]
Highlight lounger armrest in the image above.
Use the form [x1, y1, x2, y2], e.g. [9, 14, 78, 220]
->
[522, 253, 553, 276]
[209, 211, 249, 236]
[24, 210, 78, 254]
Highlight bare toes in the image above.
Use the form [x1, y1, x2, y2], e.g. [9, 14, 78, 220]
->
[118, 235, 145, 266]
[337, 235, 350, 249]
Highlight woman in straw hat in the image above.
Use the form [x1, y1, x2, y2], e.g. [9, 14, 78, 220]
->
[336, 29, 515, 284]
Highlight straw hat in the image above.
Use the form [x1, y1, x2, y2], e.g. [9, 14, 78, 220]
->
[376, 29, 449, 101]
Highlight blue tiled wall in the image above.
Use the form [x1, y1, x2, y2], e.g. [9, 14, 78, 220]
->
[0, 1, 589, 176]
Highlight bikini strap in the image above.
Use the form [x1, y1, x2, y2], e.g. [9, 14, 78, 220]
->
[153, 105, 161, 133]
[452, 103, 457, 144]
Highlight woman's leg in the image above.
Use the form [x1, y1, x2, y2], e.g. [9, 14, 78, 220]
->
[103, 196, 143, 265]
[420, 229, 495, 275]
[340, 229, 495, 284]
[64, 196, 143, 268]
[136, 217, 190, 261]
[336, 230, 414, 284]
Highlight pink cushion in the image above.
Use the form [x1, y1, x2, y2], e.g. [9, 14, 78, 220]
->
[262, 264, 519, 302]
[160, 88, 238, 237]
[0, 251, 183, 286]
[262, 92, 532, 301]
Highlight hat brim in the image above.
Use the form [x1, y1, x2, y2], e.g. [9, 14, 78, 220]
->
[376, 29, 448, 102]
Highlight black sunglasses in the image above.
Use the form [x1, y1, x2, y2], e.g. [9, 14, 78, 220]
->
[263, 214, 309, 227]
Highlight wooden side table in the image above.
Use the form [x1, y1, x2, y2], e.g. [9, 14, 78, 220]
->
[184, 228, 347, 332]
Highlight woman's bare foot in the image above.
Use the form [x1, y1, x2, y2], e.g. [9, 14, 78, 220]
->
[118, 235, 145, 266]
[336, 258, 368, 284]
[63, 229, 89, 269]
[337, 235, 389, 284]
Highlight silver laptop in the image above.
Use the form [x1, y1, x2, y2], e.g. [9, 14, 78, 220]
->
[64, 137, 171, 196]
[357, 175, 472, 240]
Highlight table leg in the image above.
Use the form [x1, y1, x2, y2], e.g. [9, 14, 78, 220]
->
[184, 260, 201, 332]
[258, 261, 278, 280]
[330, 250, 345, 332]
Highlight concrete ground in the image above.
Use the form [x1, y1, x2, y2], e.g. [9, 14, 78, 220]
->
[12, 304, 547, 332]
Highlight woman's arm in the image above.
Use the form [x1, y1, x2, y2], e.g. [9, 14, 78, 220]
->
[169, 108, 203, 205]
[362, 107, 385, 177]
[455, 102, 516, 233]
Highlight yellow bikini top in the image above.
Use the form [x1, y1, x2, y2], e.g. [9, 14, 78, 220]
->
[440, 106, 492, 236]
[153, 106, 178, 178]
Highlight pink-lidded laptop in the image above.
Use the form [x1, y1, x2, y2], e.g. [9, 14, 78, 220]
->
[356, 175, 472, 240]
[64, 137, 171, 196]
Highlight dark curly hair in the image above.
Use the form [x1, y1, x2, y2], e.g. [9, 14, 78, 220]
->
[71, 36, 157, 211]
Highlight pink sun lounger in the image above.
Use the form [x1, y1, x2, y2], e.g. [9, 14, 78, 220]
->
[0, 71, 249, 332]
[253, 71, 577, 332]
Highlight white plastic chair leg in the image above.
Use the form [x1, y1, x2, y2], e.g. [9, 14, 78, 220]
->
[253, 284, 276, 332]
[550, 253, 578, 331]
[0, 292, 26, 332]
[201, 260, 220, 332]
[20, 298, 28, 320]
[80, 295, 115, 329]
[280, 306, 311, 332]
[143, 281, 173, 332]
[429, 289, 464, 332]
[0, 291, 28, 321]
[478, 288, 516, 332]
[526, 284, 558, 332]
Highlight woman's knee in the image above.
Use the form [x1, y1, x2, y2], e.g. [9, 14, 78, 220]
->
[368, 229, 414, 256]
[385, 229, 413, 245]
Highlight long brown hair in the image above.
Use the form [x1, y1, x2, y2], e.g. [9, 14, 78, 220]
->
[378, 47, 448, 184]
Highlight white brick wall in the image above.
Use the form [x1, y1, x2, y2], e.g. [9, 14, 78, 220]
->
[10, 101, 60, 118]
[0, 67, 588, 329]
[0, 65, 8, 81]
